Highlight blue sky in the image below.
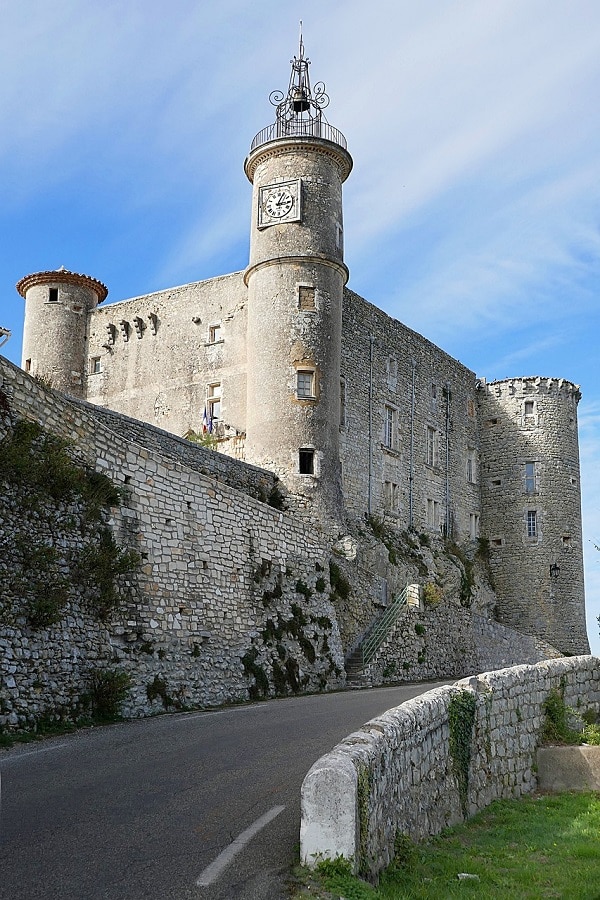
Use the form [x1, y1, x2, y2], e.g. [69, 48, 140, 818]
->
[1, 1, 599, 652]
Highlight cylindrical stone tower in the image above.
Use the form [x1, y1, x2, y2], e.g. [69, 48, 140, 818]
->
[244, 38, 352, 523]
[17, 267, 108, 397]
[478, 376, 589, 654]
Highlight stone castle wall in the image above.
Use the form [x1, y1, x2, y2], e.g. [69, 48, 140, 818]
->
[85, 272, 248, 442]
[301, 656, 600, 878]
[340, 289, 481, 541]
[0, 355, 345, 731]
[478, 377, 588, 654]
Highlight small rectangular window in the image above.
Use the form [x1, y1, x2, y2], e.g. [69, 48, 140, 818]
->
[298, 286, 316, 311]
[426, 426, 436, 466]
[48, 287, 58, 302]
[466, 450, 476, 484]
[208, 324, 221, 343]
[90, 357, 101, 374]
[299, 448, 314, 474]
[384, 481, 399, 511]
[25, 359, 32, 372]
[386, 357, 398, 390]
[384, 406, 396, 449]
[525, 461, 536, 493]
[207, 382, 221, 420]
[340, 378, 346, 427]
[426, 498, 440, 529]
[297, 370, 315, 399]
[524, 400, 535, 424]
[527, 510, 537, 538]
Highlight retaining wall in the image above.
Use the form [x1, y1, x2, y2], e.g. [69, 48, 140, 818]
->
[300, 656, 600, 879]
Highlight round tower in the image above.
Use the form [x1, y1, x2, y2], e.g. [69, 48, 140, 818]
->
[478, 376, 589, 655]
[17, 267, 108, 397]
[244, 37, 352, 523]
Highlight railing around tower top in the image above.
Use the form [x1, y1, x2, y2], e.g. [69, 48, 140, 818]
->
[361, 584, 410, 667]
[249, 119, 347, 153]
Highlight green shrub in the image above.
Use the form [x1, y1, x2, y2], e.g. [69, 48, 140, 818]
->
[88, 668, 131, 719]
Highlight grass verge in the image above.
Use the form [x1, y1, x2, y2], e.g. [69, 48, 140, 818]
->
[291, 792, 600, 899]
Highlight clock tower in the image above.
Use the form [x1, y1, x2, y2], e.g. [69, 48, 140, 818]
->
[244, 36, 352, 524]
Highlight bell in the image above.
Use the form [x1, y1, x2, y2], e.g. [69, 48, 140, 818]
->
[292, 88, 310, 113]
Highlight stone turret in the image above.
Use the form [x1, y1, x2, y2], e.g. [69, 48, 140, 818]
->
[478, 376, 588, 654]
[243, 35, 352, 522]
[18, 267, 108, 397]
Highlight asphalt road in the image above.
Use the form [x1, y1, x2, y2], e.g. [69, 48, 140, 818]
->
[0, 682, 450, 900]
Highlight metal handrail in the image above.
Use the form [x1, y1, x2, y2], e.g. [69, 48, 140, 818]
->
[361, 585, 409, 667]
[249, 119, 347, 153]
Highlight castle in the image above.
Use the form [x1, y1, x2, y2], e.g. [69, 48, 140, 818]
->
[15, 40, 588, 657]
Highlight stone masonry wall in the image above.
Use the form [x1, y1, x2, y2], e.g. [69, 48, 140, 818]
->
[340, 289, 480, 542]
[85, 272, 248, 443]
[301, 656, 600, 878]
[0, 355, 344, 731]
[478, 377, 587, 654]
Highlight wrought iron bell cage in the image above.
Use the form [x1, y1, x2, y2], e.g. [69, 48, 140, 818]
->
[249, 34, 347, 153]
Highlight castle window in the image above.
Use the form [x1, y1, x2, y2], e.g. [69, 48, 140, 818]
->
[298, 448, 314, 475]
[386, 357, 398, 390]
[426, 498, 440, 529]
[384, 481, 399, 511]
[25, 359, 32, 372]
[526, 510, 538, 538]
[523, 400, 535, 425]
[486, 418, 499, 426]
[466, 449, 477, 483]
[469, 513, 480, 539]
[90, 357, 101, 375]
[208, 324, 222, 343]
[297, 370, 315, 399]
[467, 398, 476, 418]
[383, 405, 398, 450]
[340, 378, 346, 427]
[491, 478, 502, 486]
[491, 537, 504, 547]
[425, 426, 437, 467]
[48, 287, 58, 303]
[525, 461, 536, 493]
[431, 383, 437, 400]
[298, 286, 316, 311]
[207, 382, 221, 420]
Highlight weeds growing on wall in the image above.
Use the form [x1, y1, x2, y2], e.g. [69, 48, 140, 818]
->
[446, 540, 475, 607]
[541, 681, 582, 745]
[77, 528, 140, 621]
[0, 417, 138, 628]
[448, 690, 477, 816]
[87, 668, 132, 720]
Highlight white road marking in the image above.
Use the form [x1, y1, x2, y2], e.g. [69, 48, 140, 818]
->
[0, 742, 69, 767]
[195, 804, 285, 887]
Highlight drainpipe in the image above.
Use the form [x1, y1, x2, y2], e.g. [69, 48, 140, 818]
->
[409, 358, 416, 529]
[445, 381, 451, 537]
[368, 334, 375, 515]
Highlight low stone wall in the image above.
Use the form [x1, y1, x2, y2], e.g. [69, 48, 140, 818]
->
[366, 603, 561, 684]
[300, 656, 600, 879]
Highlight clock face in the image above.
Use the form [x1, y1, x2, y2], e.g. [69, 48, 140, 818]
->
[264, 188, 294, 218]
[258, 181, 301, 227]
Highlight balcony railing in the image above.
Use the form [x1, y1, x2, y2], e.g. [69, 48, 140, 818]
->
[250, 119, 347, 153]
